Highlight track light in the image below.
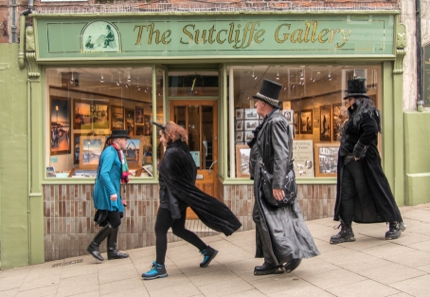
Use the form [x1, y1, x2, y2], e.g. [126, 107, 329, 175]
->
[276, 67, 280, 80]
[328, 66, 333, 81]
[70, 72, 74, 84]
[116, 72, 122, 86]
[252, 68, 257, 80]
[100, 74, 104, 83]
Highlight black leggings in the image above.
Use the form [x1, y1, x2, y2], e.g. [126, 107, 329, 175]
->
[155, 207, 207, 264]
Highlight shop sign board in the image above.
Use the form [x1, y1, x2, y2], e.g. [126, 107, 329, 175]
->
[34, 15, 395, 60]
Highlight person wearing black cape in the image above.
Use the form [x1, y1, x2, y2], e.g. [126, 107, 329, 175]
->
[248, 79, 320, 276]
[330, 77, 405, 244]
[141, 121, 242, 280]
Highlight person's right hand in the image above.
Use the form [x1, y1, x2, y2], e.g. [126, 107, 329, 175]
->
[110, 194, 118, 201]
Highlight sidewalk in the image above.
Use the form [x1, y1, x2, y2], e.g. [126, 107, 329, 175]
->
[1, 203, 429, 297]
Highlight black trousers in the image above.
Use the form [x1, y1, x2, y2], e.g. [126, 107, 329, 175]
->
[340, 159, 370, 226]
[155, 207, 207, 264]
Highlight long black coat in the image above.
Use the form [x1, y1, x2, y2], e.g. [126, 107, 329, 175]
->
[250, 110, 319, 266]
[159, 140, 242, 236]
[334, 105, 403, 223]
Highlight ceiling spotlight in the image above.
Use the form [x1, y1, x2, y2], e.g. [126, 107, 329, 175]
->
[137, 85, 141, 91]
[125, 84, 129, 88]
[70, 72, 74, 84]
[252, 68, 257, 80]
[100, 74, 104, 83]
[144, 89, 148, 93]
[116, 72, 122, 86]
[328, 66, 333, 81]
[276, 66, 280, 80]
[283, 86, 287, 90]
[127, 75, 131, 83]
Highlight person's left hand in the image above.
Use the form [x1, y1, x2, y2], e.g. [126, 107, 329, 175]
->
[354, 157, 359, 161]
[273, 188, 284, 201]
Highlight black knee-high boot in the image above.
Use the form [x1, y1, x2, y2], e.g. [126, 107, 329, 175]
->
[107, 228, 129, 260]
[87, 225, 112, 261]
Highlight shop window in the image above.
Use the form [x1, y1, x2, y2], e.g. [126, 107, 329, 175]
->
[227, 65, 381, 179]
[45, 67, 163, 179]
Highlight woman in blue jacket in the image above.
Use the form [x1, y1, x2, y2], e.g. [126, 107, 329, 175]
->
[87, 130, 130, 261]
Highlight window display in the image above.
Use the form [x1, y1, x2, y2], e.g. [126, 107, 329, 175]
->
[228, 64, 381, 179]
[45, 67, 164, 178]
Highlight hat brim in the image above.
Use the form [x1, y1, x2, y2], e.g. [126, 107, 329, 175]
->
[252, 95, 278, 108]
[343, 94, 370, 100]
[108, 135, 130, 139]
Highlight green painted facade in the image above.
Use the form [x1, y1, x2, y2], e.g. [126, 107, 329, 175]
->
[1, 12, 429, 269]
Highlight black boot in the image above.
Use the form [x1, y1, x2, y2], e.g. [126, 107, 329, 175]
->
[199, 246, 218, 268]
[254, 262, 284, 275]
[107, 228, 129, 260]
[330, 221, 355, 244]
[385, 221, 406, 240]
[284, 258, 302, 273]
[87, 225, 112, 261]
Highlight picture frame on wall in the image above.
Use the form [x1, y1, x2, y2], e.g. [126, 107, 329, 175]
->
[294, 110, 299, 135]
[282, 109, 293, 124]
[50, 96, 71, 155]
[135, 106, 144, 124]
[244, 131, 254, 142]
[111, 105, 124, 130]
[143, 115, 152, 136]
[235, 120, 244, 131]
[300, 109, 313, 134]
[92, 101, 109, 129]
[136, 126, 144, 136]
[314, 143, 339, 177]
[79, 135, 106, 169]
[125, 108, 135, 136]
[244, 120, 258, 130]
[235, 109, 244, 120]
[236, 144, 251, 178]
[123, 136, 144, 169]
[244, 108, 258, 120]
[292, 140, 314, 177]
[236, 131, 244, 143]
[73, 99, 109, 130]
[320, 105, 331, 141]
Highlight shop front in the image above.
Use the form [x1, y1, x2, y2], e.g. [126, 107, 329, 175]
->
[26, 12, 404, 261]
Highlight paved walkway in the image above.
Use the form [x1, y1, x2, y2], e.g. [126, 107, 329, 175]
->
[1, 203, 430, 297]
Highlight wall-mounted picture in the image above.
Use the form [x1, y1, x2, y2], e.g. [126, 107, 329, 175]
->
[73, 133, 81, 165]
[123, 136, 144, 169]
[332, 103, 349, 141]
[236, 132, 244, 143]
[314, 143, 339, 177]
[70, 169, 98, 178]
[320, 105, 332, 141]
[79, 136, 106, 169]
[236, 120, 244, 131]
[143, 115, 152, 136]
[50, 96, 71, 155]
[235, 109, 244, 120]
[300, 109, 313, 134]
[294, 110, 299, 135]
[245, 131, 254, 142]
[111, 105, 124, 130]
[135, 106, 144, 124]
[282, 109, 293, 124]
[73, 99, 109, 130]
[244, 120, 258, 130]
[236, 144, 251, 178]
[244, 108, 259, 120]
[292, 140, 314, 177]
[125, 108, 135, 136]
[136, 126, 144, 136]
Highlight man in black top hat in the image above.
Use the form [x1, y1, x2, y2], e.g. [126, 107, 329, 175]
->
[330, 77, 406, 244]
[248, 79, 319, 276]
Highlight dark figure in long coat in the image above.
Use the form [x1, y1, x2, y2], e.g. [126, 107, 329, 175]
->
[331, 77, 405, 244]
[141, 121, 241, 280]
[248, 79, 319, 276]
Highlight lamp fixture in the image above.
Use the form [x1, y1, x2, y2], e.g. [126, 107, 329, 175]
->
[252, 68, 257, 80]
[70, 72, 74, 84]
[328, 66, 333, 81]
[100, 73, 104, 83]
[276, 66, 280, 80]
[116, 72, 122, 86]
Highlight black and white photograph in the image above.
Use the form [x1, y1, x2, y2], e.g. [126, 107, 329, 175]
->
[236, 144, 251, 177]
[236, 132, 244, 143]
[50, 96, 71, 155]
[300, 109, 313, 134]
[244, 120, 258, 130]
[236, 120, 244, 131]
[282, 109, 293, 124]
[71, 169, 98, 178]
[314, 143, 339, 177]
[244, 108, 258, 120]
[245, 131, 254, 142]
[235, 109, 244, 120]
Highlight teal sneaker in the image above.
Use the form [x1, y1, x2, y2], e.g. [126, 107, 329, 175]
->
[141, 261, 168, 280]
[199, 246, 218, 268]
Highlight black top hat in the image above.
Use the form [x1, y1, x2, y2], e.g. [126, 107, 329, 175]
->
[344, 77, 369, 100]
[252, 79, 282, 108]
[107, 130, 130, 140]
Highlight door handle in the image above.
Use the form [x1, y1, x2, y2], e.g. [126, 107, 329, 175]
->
[208, 160, 218, 174]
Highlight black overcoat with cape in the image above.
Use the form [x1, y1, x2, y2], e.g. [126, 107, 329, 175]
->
[249, 110, 319, 266]
[159, 140, 241, 236]
[334, 104, 403, 223]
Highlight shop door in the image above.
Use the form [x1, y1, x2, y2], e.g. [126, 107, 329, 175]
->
[170, 100, 218, 219]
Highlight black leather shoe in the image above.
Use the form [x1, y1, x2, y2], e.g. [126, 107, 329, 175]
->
[385, 221, 406, 240]
[107, 244, 129, 260]
[254, 262, 284, 275]
[284, 258, 302, 273]
[87, 241, 104, 261]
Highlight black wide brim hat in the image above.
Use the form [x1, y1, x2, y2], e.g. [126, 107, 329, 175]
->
[344, 77, 369, 100]
[252, 79, 282, 108]
[107, 129, 130, 140]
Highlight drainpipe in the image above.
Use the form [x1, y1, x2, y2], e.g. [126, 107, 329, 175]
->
[416, 0, 423, 111]
[18, 0, 33, 69]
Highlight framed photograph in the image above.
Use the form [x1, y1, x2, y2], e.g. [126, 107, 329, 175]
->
[332, 103, 349, 141]
[244, 120, 258, 130]
[70, 169, 98, 178]
[282, 109, 293, 124]
[320, 105, 331, 141]
[235, 109, 244, 120]
[111, 105, 124, 130]
[236, 131, 244, 143]
[123, 136, 144, 169]
[292, 140, 314, 177]
[135, 106, 144, 124]
[314, 143, 339, 177]
[73, 99, 109, 130]
[236, 120, 244, 131]
[300, 109, 313, 134]
[136, 126, 144, 136]
[236, 144, 251, 178]
[73, 133, 81, 165]
[50, 96, 71, 155]
[143, 115, 152, 136]
[46, 166, 56, 178]
[125, 108, 135, 136]
[244, 108, 258, 120]
[244, 131, 254, 142]
[92, 101, 109, 129]
[294, 110, 299, 135]
[79, 136, 106, 169]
